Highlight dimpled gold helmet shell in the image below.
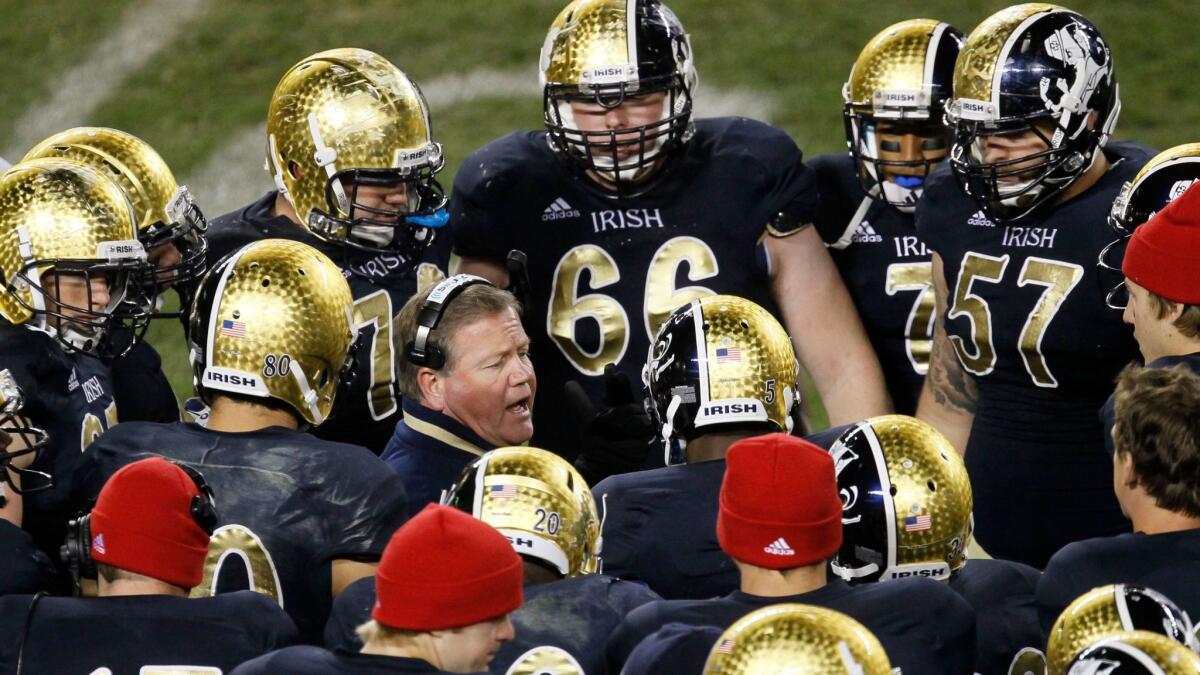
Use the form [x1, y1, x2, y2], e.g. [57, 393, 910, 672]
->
[1067, 631, 1200, 674]
[444, 446, 600, 578]
[830, 415, 972, 584]
[189, 238, 354, 427]
[266, 48, 444, 248]
[703, 604, 893, 674]
[645, 294, 799, 465]
[1046, 585, 1198, 675]
[0, 158, 145, 350]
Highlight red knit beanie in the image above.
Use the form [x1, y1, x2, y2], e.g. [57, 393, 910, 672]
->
[717, 433, 843, 569]
[89, 457, 212, 589]
[1122, 181, 1200, 304]
[374, 504, 523, 631]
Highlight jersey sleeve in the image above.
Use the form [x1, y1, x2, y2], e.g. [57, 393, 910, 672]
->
[447, 139, 522, 261]
[232, 591, 301, 651]
[0, 522, 57, 595]
[321, 449, 409, 561]
[324, 576, 373, 652]
[744, 122, 819, 237]
[1036, 544, 1088, 637]
[913, 165, 957, 256]
[622, 623, 721, 675]
[808, 153, 860, 245]
[606, 600, 670, 674]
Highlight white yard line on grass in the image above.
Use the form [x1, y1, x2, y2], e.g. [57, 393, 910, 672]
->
[4, 0, 207, 158]
[184, 68, 776, 216]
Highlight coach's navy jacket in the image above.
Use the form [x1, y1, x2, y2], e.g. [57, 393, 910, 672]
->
[381, 398, 491, 512]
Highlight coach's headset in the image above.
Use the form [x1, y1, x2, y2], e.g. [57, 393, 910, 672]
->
[405, 273, 495, 369]
[60, 460, 219, 586]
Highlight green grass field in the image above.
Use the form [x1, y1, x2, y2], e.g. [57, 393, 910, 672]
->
[3, 0, 1197, 403]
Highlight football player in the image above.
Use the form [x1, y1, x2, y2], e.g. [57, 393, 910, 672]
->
[1040, 365, 1200, 636]
[1064, 632, 1200, 675]
[619, 623, 721, 675]
[202, 48, 452, 453]
[810, 19, 962, 414]
[0, 458, 297, 673]
[0, 157, 151, 557]
[593, 294, 849, 600]
[327, 446, 659, 674]
[0, 370, 56, 594]
[23, 126, 210, 424]
[71, 239, 408, 643]
[915, 3, 1154, 567]
[1043, 584, 1197, 674]
[232, 505, 523, 675]
[450, 0, 890, 460]
[829, 415, 1042, 674]
[1098, 154, 1200, 452]
[701, 605, 894, 675]
[606, 433, 976, 674]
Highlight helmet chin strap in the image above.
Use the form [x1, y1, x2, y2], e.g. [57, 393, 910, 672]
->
[830, 559, 879, 582]
[288, 361, 323, 426]
[660, 395, 684, 466]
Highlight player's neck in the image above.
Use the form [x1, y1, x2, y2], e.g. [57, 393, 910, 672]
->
[1129, 502, 1200, 536]
[271, 192, 302, 226]
[206, 396, 300, 433]
[1141, 336, 1200, 365]
[361, 634, 439, 664]
[685, 430, 762, 464]
[522, 560, 561, 586]
[99, 576, 188, 598]
[1055, 148, 1111, 206]
[736, 560, 827, 598]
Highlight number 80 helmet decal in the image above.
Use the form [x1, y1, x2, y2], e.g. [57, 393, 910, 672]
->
[829, 415, 972, 584]
[443, 446, 601, 579]
[188, 239, 356, 428]
[643, 295, 798, 466]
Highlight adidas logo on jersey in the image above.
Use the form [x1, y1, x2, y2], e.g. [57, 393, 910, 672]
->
[967, 210, 996, 227]
[763, 537, 795, 556]
[541, 197, 581, 221]
[851, 220, 883, 244]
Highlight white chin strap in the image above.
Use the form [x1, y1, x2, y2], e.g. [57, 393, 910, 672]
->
[660, 395, 684, 466]
[830, 560, 879, 582]
[288, 361, 323, 426]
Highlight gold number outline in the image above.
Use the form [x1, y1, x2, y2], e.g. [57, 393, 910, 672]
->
[137, 668, 221, 674]
[81, 401, 119, 450]
[503, 645, 585, 675]
[352, 290, 397, 421]
[884, 261, 936, 375]
[546, 244, 630, 376]
[1016, 257, 1084, 388]
[190, 523, 284, 607]
[947, 252, 1009, 376]
[642, 236, 720, 342]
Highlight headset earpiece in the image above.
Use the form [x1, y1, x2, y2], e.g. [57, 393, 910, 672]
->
[405, 274, 494, 370]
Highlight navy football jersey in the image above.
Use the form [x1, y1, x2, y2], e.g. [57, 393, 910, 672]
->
[811, 153, 933, 414]
[0, 590, 296, 673]
[0, 323, 118, 557]
[204, 191, 452, 453]
[232, 647, 480, 675]
[74, 421, 409, 643]
[607, 578, 976, 674]
[449, 119, 819, 458]
[915, 142, 1153, 567]
[1100, 352, 1199, 455]
[0, 519, 57, 595]
[592, 424, 849, 600]
[106, 337, 179, 423]
[327, 574, 660, 675]
[950, 558, 1043, 675]
[620, 623, 721, 675]
[1037, 528, 1200, 637]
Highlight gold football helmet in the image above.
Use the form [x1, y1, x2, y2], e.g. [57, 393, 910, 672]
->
[0, 158, 148, 353]
[0, 369, 51, 497]
[1046, 585, 1198, 675]
[842, 19, 962, 212]
[266, 48, 447, 258]
[444, 446, 600, 578]
[702, 604, 893, 675]
[188, 239, 355, 427]
[829, 415, 972, 584]
[22, 127, 208, 313]
[1066, 631, 1200, 675]
[643, 294, 799, 465]
[540, 0, 698, 191]
[1100, 143, 1200, 309]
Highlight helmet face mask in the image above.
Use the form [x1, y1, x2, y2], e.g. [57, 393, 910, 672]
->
[0, 369, 52, 497]
[643, 295, 799, 465]
[947, 5, 1119, 222]
[20, 262, 150, 357]
[842, 19, 962, 213]
[540, 0, 697, 194]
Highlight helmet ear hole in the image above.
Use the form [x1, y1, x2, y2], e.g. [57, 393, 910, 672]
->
[889, 484, 898, 497]
[287, 160, 302, 180]
[927, 480, 937, 492]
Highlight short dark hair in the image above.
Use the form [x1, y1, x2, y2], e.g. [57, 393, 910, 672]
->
[394, 283, 522, 400]
[1113, 364, 1200, 517]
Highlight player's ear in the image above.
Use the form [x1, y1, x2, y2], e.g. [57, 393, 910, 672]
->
[417, 367, 445, 411]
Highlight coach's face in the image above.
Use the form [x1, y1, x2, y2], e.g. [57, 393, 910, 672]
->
[434, 307, 536, 446]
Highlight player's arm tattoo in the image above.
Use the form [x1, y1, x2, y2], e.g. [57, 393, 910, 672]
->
[927, 310, 978, 414]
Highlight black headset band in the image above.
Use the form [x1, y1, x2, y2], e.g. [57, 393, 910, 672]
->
[406, 273, 494, 369]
